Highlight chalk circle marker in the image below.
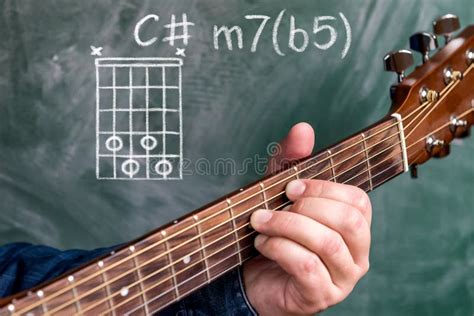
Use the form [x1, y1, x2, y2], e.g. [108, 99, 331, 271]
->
[122, 159, 140, 177]
[105, 136, 123, 152]
[154, 159, 173, 177]
[140, 135, 158, 150]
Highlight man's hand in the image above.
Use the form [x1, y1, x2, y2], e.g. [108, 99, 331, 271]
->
[243, 123, 372, 315]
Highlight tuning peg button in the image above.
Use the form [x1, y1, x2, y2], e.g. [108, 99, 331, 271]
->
[409, 32, 438, 63]
[433, 14, 461, 44]
[450, 116, 470, 138]
[467, 49, 474, 65]
[383, 50, 414, 82]
[426, 136, 450, 158]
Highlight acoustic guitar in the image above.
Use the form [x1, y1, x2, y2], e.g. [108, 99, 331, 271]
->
[1, 14, 473, 315]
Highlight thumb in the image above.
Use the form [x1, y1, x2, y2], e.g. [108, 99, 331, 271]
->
[267, 122, 315, 174]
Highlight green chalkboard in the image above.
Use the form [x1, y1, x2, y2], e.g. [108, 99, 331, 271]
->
[0, 0, 473, 315]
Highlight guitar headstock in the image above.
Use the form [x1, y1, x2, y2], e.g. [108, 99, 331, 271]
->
[383, 14, 474, 177]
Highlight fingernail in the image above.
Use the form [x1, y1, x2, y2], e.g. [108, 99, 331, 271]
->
[254, 234, 268, 248]
[281, 205, 292, 212]
[286, 180, 306, 198]
[251, 209, 273, 226]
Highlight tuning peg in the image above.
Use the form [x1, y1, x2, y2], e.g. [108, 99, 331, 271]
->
[433, 14, 460, 45]
[410, 165, 418, 179]
[426, 136, 450, 158]
[450, 116, 470, 138]
[467, 49, 474, 65]
[383, 50, 414, 83]
[409, 32, 438, 63]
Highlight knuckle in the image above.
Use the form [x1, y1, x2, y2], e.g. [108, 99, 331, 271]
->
[266, 237, 284, 254]
[342, 206, 365, 233]
[301, 253, 320, 275]
[352, 188, 371, 213]
[320, 232, 344, 256]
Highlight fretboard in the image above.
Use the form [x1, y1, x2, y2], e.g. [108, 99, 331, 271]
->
[1, 116, 408, 316]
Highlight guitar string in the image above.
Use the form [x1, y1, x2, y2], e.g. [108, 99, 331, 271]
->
[45, 134, 406, 315]
[14, 69, 467, 314]
[404, 63, 473, 138]
[96, 156, 410, 315]
[116, 107, 474, 315]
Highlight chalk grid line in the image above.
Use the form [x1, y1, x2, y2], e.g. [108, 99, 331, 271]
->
[95, 58, 184, 180]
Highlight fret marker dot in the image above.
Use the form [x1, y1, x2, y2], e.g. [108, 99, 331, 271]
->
[193, 215, 199, 221]
[98, 261, 104, 268]
[7, 304, 15, 312]
[161, 230, 167, 237]
[67, 275, 74, 283]
[120, 287, 129, 297]
[183, 255, 191, 264]
[36, 290, 44, 298]
[173, 220, 178, 224]
[129, 245, 135, 252]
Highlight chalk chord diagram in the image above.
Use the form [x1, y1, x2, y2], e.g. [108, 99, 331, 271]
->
[95, 58, 183, 180]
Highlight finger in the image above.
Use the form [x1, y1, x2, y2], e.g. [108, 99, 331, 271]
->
[267, 123, 315, 174]
[251, 209, 357, 287]
[289, 197, 371, 267]
[286, 179, 372, 226]
[254, 234, 337, 297]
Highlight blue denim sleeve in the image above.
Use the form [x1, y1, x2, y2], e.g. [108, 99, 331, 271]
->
[0, 243, 257, 315]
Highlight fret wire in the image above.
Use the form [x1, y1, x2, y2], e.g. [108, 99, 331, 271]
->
[71, 286, 81, 314]
[30, 137, 407, 316]
[132, 255, 150, 315]
[163, 237, 181, 300]
[194, 215, 211, 283]
[327, 150, 337, 182]
[226, 199, 242, 264]
[259, 182, 269, 209]
[18, 81, 466, 315]
[361, 133, 373, 190]
[101, 268, 116, 316]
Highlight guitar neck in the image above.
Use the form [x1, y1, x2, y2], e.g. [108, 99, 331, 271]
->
[1, 115, 408, 315]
